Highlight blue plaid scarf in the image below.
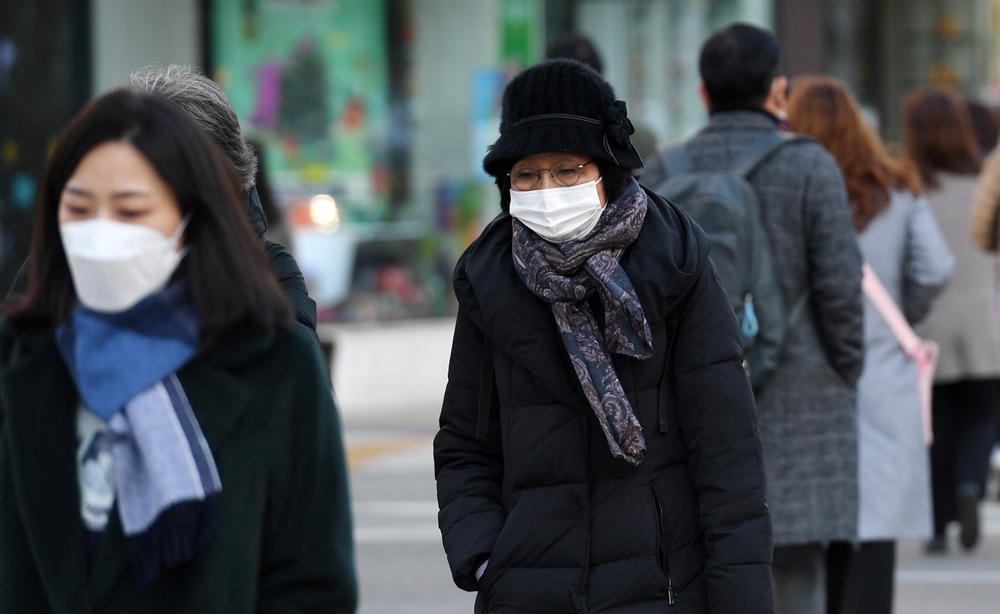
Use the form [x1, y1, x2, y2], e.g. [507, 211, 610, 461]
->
[511, 178, 653, 465]
[56, 281, 221, 585]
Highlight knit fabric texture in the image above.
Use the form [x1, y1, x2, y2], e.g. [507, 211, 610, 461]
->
[483, 59, 643, 177]
[510, 178, 653, 465]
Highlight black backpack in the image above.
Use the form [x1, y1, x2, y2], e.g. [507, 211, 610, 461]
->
[652, 132, 808, 390]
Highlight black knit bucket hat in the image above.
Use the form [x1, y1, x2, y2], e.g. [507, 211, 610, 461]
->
[482, 59, 643, 178]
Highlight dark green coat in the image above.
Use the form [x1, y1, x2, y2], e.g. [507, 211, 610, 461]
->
[0, 322, 357, 613]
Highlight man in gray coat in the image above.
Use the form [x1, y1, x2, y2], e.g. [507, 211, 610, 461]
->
[643, 24, 865, 613]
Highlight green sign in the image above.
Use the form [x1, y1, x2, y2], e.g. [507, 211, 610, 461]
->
[212, 0, 389, 214]
[500, 0, 542, 69]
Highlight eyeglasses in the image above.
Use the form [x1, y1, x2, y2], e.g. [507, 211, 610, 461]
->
[508, 160, 596, 191]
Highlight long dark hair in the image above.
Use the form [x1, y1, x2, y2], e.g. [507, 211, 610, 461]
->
[5, 89, 292, 347]
[788, 77, 922, 232]
[904, 87, 981, 189]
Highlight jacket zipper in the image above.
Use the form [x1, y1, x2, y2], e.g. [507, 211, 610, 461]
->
[577, 418, 591, 613]
[651, 490, 675, 606]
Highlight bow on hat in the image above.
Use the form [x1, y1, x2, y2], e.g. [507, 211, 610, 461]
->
[606, 100, 635, 147]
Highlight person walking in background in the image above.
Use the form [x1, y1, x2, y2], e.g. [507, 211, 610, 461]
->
[787, 77, 954, 614]
[545, 33, 659, 163]
[967, 104, 1000, 496]
[970, 142, 1000, 302]
[645, 24, 865, 613]
[967, 99, 999, 275]
[435, 59, 773, 613]
[905, 87, 1000, 554]
[0, 90, 356, 611]
[129, 65, 318, 343]
[965, 101, 999, 159]
[247, 140, 293, 251]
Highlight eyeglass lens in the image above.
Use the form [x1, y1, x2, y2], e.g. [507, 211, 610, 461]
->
[510, 161, 590, 190]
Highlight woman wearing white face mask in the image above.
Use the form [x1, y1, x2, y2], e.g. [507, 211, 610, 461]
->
[0, 91, 356, 612]
[434, 59, 773, 613]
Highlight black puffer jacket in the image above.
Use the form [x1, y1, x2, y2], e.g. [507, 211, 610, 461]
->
[434, 188, 774, 613]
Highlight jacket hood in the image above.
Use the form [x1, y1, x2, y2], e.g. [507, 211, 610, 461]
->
[244, 186, 268, 237]
[453, 186, 710, 390]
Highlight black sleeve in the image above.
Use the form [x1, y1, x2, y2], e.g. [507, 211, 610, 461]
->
[258, 330, 357, 613]
[672, 263, 774, 614]
[264, 240, 320, 346]
[0, 429, 52, 609]
[433, 308, 505, 592]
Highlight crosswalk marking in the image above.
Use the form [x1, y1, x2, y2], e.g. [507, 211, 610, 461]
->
[895, 569, 1000, 584]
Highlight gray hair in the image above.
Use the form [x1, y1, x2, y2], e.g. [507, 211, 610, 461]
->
[129, 64, 258, 190]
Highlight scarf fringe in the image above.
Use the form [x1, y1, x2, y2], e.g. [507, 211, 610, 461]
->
[127, 496, 218, 587]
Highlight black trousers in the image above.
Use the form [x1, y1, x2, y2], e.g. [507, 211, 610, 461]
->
[930, 379, 1000, 535]
[826, 540, 895, 614]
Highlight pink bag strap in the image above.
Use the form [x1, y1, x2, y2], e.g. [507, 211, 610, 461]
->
[861, 263, 921, 355]
[861, 263, 938, 445]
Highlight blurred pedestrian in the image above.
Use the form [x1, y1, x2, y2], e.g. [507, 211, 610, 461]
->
[435, 59, 773, 613]
[906, 87, 1000, 553]
[788, 77, 954, 614]
[247, 140, 292, 251]
[546, 33, 659, 163]
[965, 101, 999, 158]
[646, 24, 865, 614]
[970, 145, 999, 304]
[0, 90, 356, 611]
[129, 65, 318, 342]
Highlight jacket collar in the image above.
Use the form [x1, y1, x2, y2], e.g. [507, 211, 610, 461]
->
[455, 188, 708, 401]
[244, 186, 268, 237]
[703, 109, 781, 133]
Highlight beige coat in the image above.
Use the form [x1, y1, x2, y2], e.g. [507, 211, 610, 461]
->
[916, 171, 1000, 382]
[970, 147, 1000, 313]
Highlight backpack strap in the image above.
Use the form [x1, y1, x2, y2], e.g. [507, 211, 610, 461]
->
[476, 337, 497, 439]
[730, 132, 806, 178]
[659, 142, 694, 180]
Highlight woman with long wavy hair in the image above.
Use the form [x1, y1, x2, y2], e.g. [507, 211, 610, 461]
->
[788, 77, 954, 614]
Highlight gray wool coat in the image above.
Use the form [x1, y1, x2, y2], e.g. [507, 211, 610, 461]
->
[644, 110, 865, 545]
[857, 190, 953, 541]
[915, 172, 1000, 383]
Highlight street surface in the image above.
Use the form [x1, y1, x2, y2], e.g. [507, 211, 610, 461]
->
[346, 411, 1000, 614]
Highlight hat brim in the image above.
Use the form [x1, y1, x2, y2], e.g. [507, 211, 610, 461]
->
[482, 117, 643, 178]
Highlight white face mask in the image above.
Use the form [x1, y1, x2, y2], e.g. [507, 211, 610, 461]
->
[60, 217, 189, 313]
[509, 178, 605, 244]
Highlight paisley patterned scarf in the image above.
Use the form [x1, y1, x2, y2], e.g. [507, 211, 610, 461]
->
[511, 178, 653, 465]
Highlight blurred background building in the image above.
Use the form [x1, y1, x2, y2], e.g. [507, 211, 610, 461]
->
[2, 0, 999, 324]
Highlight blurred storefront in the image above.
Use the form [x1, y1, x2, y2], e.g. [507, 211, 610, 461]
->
[207, 0, 544, 323]
[786, 0, 1000, 142]
[0, 0, 997, 319]
[0, 0, 90, 293]
[204, 0, 776, 323]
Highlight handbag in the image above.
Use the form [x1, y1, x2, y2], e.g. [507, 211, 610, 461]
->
[861, 263, 938, 445]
